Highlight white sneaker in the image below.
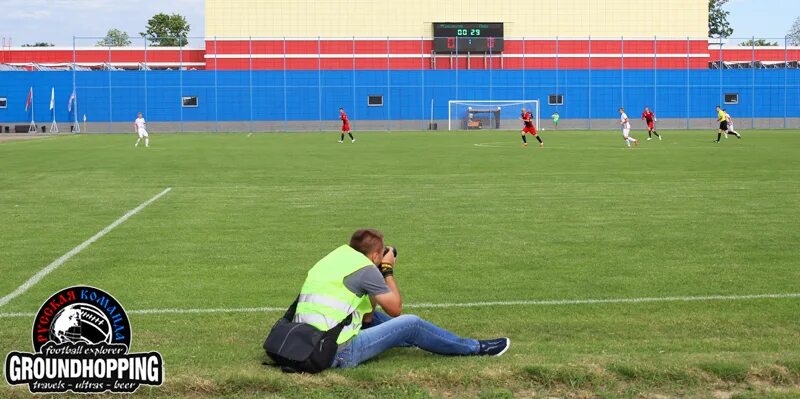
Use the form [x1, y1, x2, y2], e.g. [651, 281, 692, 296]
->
[337, 140, 343, 144]
[658, 135, 662, 141]
[647, 137, 652, 141]
[351, 139, 356, 143]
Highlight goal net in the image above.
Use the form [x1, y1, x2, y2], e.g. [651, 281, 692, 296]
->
[448, 100, 540, 131]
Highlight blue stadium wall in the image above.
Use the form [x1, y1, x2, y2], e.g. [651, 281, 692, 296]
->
[0, 70, 798, 125]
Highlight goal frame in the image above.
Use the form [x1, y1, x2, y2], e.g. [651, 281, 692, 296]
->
[447, 100, 540, 131]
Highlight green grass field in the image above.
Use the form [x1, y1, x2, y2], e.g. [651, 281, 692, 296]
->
[1, 130, 799, 398]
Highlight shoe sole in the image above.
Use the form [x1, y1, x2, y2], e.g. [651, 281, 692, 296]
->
[493, 338, 511, 357]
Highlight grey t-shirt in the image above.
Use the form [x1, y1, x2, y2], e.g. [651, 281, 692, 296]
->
[344, 265, 390, 297]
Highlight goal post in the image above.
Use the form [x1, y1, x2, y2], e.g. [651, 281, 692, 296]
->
[448, 100, 540, 131]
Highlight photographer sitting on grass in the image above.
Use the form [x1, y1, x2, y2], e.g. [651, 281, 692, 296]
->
[291, 228, 510, 369]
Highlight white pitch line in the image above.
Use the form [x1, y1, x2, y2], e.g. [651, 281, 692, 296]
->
[0, 292, 797, 319]
[0, 187, 173, 309]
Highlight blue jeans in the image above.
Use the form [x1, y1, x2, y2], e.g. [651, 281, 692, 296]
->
[332, 311, 480, 368]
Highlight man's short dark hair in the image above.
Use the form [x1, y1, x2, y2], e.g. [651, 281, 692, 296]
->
[349, 229, 384, 256]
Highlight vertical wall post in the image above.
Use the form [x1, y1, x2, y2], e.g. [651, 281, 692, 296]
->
[620, 36, 624, 109]
[421, 36, 425, 131]
[387, 36, 391, 131]
[555, 36, 559, 113]
[179, 39, 184, 133]
[317, 36, 322, 132]
[588, 35, 592, 130]
[108, 44, 113, 133]
[522, 36, 526, 100]
[249, 36, 254, 132]
[143, 37, 148, 124]
[352, 36, 356, 132]
[687, 36, 691, 129]
[283, 37, 287, 132]
[751, 36, 755, 129]
[214, 36, 219, 132]
[653, 36, 657, 116]
[785, 36, 788, 129]
[72, 36, 80, 132]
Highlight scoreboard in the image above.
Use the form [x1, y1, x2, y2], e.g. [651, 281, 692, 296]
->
[433, 23, 504, 53]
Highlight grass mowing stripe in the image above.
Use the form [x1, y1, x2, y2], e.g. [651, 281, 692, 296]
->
[1, 292, 798, 318]
[0, 187, 172, 309]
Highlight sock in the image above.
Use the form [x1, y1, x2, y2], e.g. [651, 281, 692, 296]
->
[340, 134, 344, 141]
[626, 140, 631, 147]
[145, 138, 149, 146]
[717, 133, 721, 141]
[348, 133, 354, 140]
[648, 131, 652, 138]
[135, 138, 140, 146]
[653, 130, 660, 137]
[521, 135, 527, 144]
[536, 136, 543, 144]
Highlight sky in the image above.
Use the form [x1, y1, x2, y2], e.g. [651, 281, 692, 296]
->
[0, 0, 797, 47]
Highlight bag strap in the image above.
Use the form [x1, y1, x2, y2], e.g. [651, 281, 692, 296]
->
[282, 296, 299, 321]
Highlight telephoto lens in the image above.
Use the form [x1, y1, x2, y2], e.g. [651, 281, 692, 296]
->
[383, 246, 398, 257]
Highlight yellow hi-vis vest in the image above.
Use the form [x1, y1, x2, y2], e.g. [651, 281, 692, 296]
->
[294, 245, 375, 344]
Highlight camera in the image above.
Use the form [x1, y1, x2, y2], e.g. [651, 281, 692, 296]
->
[383, 246, 397, 257]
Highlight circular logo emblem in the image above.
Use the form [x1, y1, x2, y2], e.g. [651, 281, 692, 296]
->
[32, 286, 131, 352]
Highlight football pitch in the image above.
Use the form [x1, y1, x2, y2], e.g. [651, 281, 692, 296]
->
[1, 130, 799, 398]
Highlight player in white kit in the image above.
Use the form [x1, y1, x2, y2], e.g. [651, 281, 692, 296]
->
[134, 112, 149, 148]
[619, 107, 638, 148]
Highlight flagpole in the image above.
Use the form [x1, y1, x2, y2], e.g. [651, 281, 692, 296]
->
[50, 87, 58, 133]
[28, 87, 37, 133]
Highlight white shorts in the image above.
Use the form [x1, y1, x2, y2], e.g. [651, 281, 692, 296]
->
[622, 128, 630, 138]
[138, 129, 149, 138]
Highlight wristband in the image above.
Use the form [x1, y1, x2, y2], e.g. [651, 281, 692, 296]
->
[379, 263, 394, 278]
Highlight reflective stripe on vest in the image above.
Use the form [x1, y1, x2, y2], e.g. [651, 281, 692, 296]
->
[298, 293, 355, 315]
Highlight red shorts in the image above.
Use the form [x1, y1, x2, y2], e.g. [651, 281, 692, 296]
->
[646, 121, 655, 129]
[522, 126, 537, 135]
[342, 123, 350, 132]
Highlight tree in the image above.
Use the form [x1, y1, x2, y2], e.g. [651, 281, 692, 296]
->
[96, 29, 132, 47]
[708, 0, 733, 38]
[738, 39, 778, 47]
[788, 16, 800, 46]
[140, 13, 190, 47]
[21, 42, 54, 47]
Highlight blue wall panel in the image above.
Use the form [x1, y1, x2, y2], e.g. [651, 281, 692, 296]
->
[0, 70, 798, 125]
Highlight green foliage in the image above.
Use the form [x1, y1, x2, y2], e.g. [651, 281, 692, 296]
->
[738, 39, 779, 47]
[709, 0, 734, 38]
[140, 13, 190, 47]
[788, 16, 800, 46]
[20, 42, 54, 47]
[96, 28, 132, 47]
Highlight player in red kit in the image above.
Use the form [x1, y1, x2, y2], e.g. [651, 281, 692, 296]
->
[641, 107, 661, 141]
[339, 107, 355, 143]
[520, 108, 543, 148]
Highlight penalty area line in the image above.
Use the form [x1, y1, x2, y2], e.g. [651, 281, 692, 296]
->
[0, 187, 173, 309]
[1, 292, 798, 318]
